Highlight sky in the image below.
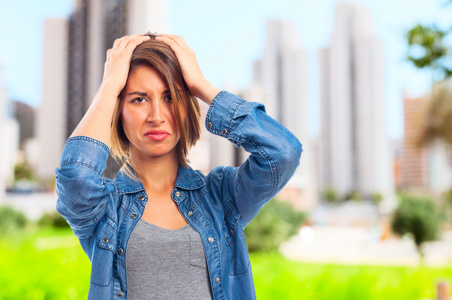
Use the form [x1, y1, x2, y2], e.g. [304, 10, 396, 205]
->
[0, 0, 450, 139]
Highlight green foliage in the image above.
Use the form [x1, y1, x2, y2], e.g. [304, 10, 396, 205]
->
[38, 211, 70, 228]
[244, 199, 306, 252]
[322, 187, 338, 203]
[0, 206, 27, 235]
[371, 192, 383, 204]
[443, 190, 452, 222]
[445, 190, 452, 206]
[391, 195, 440, 258]
[344, 190, 362, 202]
[407, 24, 450, 79]
[14, 162, 37, 182]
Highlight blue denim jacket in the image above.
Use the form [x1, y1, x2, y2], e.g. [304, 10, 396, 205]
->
[56, 91, 302, 299]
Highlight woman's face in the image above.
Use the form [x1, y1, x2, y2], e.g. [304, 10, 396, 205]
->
[121, 65, 180, 161]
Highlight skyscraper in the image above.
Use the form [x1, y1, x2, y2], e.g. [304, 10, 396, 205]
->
[252, 19, 317, 209]
[400, 94, 429, 191]
[253, 20, 306, 138]
[36, 18, 68, 179]
[38, 0, 167, 179]
[0, 67, 19, 198]
[319, 3, 393, 200]
[67, 0, 167, 138]
[400, 92, 452, 193]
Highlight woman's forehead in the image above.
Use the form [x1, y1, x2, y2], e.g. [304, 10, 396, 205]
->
[125, 65, 169, 93]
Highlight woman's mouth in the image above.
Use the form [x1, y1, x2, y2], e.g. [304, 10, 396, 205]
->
[145, 130, 170, 141]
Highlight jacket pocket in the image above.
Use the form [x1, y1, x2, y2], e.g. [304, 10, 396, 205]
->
[222, 208, 250, 276]
[90, 220, 116, 286]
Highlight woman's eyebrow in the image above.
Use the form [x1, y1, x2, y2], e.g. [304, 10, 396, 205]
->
[127, 91, 147, 96]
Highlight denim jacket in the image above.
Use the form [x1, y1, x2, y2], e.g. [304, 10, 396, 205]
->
[56, 91, 302, 299]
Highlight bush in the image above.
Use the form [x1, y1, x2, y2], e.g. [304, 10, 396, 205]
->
[38, 211, 70, 228]
[0, 206, 27, 235]
[371, 192, 383, 204]
[244, 199, 306, 252]
[344, 190, 362, 202]
[391, 194, 440, 260]
[323, 187, 339, 203]
[14, 162, 36, 182]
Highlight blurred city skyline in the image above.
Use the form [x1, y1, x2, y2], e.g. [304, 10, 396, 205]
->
[0, 0, 451, 139]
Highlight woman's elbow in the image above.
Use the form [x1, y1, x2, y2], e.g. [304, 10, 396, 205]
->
[279, 135, 303, 175]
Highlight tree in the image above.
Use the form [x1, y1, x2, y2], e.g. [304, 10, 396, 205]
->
[406, 5, 452, 192]
[244, 199, 306, 252]
[391, 195, 440, 262]
[417, 81, 452, 147]
[407, 24, 451, 81]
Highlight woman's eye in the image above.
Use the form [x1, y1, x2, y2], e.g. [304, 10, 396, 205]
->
[132, 97, 146, 103]
[164, 95, 172, 103]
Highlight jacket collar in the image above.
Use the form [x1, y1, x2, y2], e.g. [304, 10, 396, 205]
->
[114, 164, 205, 195]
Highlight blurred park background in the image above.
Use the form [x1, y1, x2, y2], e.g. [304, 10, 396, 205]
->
[1, 0, 452, 299]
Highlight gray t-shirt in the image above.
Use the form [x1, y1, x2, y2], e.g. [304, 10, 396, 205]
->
[125, 219, 213, 299]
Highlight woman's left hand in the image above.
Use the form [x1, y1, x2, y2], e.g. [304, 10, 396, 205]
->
[156, 34, 220, 105]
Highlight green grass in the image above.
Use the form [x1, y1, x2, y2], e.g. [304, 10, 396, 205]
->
[0, 228, 90, 300]
[251, 252, 452, 300]
[0, 228, 451, 299]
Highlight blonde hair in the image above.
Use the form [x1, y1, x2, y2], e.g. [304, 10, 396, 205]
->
[110, 34, 201, 170]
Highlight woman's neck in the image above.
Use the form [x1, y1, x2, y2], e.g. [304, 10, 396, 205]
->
[128, 151, 179, 192]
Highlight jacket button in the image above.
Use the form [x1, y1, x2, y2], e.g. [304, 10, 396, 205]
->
[131, 213, 138, 219]
[208, 236, 214, 243]
[207, 122, 213, 129]
[117, 248, 124, 255]
[188, 210, 193, 216]
[102, 237, 109, 243]
[118, 291, 125, 298]
[138, 195, 145, 201]
[221, 128, 228, 135]
[215, 276, 221, 283]
[175, 191, 181, 197]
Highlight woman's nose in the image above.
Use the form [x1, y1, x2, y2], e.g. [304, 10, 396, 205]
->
[147, 101, 165, 124]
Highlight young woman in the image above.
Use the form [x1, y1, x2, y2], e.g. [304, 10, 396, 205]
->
[56, 33, 302, 299]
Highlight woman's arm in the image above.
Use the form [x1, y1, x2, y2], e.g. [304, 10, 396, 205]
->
[70, 34, 150, 146]
[157, 34, 302, 226]
[56, 35, 150, 239]
[205, 93, 302, 226]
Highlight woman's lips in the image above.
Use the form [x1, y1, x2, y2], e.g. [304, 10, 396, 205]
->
[145, 130, 170, 141]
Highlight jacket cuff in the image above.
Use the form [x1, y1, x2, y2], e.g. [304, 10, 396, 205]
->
[205, 91, 245, 137]
[59, 136, 110, 175]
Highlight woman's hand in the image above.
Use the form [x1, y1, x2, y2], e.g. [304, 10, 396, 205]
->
[102, 34, 151, 96]
[155, 34, 220, 105]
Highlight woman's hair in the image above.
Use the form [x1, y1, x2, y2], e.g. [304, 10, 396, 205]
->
[110, 34, 201, 169]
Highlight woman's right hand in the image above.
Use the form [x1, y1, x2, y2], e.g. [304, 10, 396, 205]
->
[101, 34, 150, 96]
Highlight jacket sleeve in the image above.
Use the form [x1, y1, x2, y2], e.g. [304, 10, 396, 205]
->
[205, 91, 302, 227]
[55, 136, 116, 239]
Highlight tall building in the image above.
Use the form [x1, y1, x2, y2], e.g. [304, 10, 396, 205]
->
[400, 92, 452, 193]
[318, 3, 393, 200]
[38, 0, 167, 179]
[37, 19, 68, 179]
[0, 67, 19, 198]
[252, 19, 317, 209]
[253, 20, 306, 138]
[400, 94, 429, 190]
